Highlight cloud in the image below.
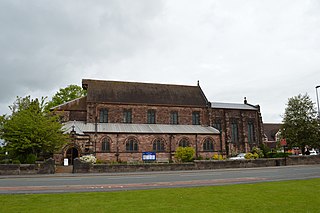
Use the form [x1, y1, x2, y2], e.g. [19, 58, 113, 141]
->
[0, 0, 320, 122]
[0, 0, 164, 111]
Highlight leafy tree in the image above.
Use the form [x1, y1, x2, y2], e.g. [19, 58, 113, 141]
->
[0, 114, 6, 137]
[281, 94, 320, 154]
[174, 147, 195, 162]
[45, 85, 86, 111]
[0, 96, 67, 162]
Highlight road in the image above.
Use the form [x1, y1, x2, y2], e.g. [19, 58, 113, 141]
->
[0, 165, 319, 194]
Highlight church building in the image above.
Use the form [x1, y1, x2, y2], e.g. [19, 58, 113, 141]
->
[53, 79, 263, 164]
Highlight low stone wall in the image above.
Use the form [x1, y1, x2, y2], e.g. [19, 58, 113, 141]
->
[73, 158, 195, 173]
[286, 155, 320, 165]
[195, 158, 285, 170]
[73, 155, 320, 173]
[0, 158, 55, 175]
[2, 156, 318, 175]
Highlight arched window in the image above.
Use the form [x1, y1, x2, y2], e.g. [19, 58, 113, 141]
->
[101, 137, 111, 152]
[203, 138, 214, 151]
[126, 138, 138, 152]
[231, 120, 239, 144]
[248, 122, 255, 144]
[153, 138, 165, 152]
[99, 108, 108, 123]
[179, 138, 190, 147]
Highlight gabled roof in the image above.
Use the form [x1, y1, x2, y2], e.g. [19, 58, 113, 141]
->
[263, 123, 282, 142]
[50, 96, 87, 111]
[211, 102, 258, 110]
[82, 79, 209, 107]
[63, 121, 220, 135]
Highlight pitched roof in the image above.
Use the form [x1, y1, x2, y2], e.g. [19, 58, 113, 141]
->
[82, 79, 209, 107]
[63, 121, 220, 135]
[51, 96, 87, 111]
[211, 102, 258, 110]
[263, 123, 282, 142]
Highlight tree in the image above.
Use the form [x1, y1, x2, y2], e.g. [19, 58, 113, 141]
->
[281, 94, 320, 154]
[45, 85, 86, 111]
[0, 96, 67, 163]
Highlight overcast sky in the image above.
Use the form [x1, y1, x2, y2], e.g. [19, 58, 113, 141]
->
[1, 0, 320, 123]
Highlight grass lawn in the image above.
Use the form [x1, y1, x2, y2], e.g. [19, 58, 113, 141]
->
[1, 178, 319, 213]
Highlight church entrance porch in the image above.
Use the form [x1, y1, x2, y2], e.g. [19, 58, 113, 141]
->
[65, 147, 79, 165]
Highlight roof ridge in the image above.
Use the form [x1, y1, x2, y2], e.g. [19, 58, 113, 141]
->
[82, 79, 198, 88]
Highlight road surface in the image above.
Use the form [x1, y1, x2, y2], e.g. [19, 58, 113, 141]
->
[0, 165, 319, 194]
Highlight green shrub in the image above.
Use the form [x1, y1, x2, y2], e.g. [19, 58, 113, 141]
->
[267, 152, 291, 158]
[12, 159, 21, 164]
[95, 159, 106, 164]
[259, 143, 271, 158]
[26, 154, 37, 164]
[195, 156, 203, 160]
[174, 147, 195, 162]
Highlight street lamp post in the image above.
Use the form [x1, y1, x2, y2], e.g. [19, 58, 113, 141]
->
[316, 86, 320, 118]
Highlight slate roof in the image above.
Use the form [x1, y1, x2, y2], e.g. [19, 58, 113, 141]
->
[63, 121, 220, 135]
[211, 102, 258, 110]
[263, 123, 282, 142]
[82, 79, 209, 107]
[51, 96, 87, 111]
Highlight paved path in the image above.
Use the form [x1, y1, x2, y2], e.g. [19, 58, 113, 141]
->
[0, 165, 319, 194]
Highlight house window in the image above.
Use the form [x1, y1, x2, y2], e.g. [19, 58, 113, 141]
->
[99, 108, 108, 123]
[126, 138, 138, 152]
[231, 121, 238, 144]
[123, 109, 132, 123]
[153, 138, 165, 152]
[203, 138, 214, 151]
[101, 138, 110, 152]
[179, 138, 190, 147]
[192, 111, 200, 125]
[248, 122, 255, 144]
[147, 109, 156, 124]
[213, 120, 222, 131]
[170, 111, 179, 124]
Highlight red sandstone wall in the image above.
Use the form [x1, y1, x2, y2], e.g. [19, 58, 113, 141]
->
[87, 103, 208, 125]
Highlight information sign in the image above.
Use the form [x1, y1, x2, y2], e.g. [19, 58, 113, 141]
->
[142, 152, 156, 161]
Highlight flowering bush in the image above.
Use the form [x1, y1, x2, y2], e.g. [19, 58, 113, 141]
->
[213, 154, 224, 160]
[251, 147, 264, 158]
[79, 154, 97, 164]
[174, 147, 195, 162]
[244, 153, 259, 159]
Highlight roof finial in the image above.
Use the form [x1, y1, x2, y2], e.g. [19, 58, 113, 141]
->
[197, 80, 200, 86]
[71, 120, 76, 136]
[244, 97, 247, 104]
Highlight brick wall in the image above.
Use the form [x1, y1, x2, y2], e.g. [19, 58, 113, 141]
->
[87, 103, 207, 125]
[93, 133, 221, 162]
[210, 108, 263, 154]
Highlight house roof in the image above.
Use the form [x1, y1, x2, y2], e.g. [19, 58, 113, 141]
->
[263, 123, 282, 142]
[82, 79, 209, 107]
[211, 102, 258, 110]
[63, 121, 220, 135]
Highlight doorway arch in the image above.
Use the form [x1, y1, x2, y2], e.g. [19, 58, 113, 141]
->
[66, 147, 79, 165]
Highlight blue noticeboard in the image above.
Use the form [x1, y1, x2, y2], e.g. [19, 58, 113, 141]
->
[142, 152, 156, 161]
